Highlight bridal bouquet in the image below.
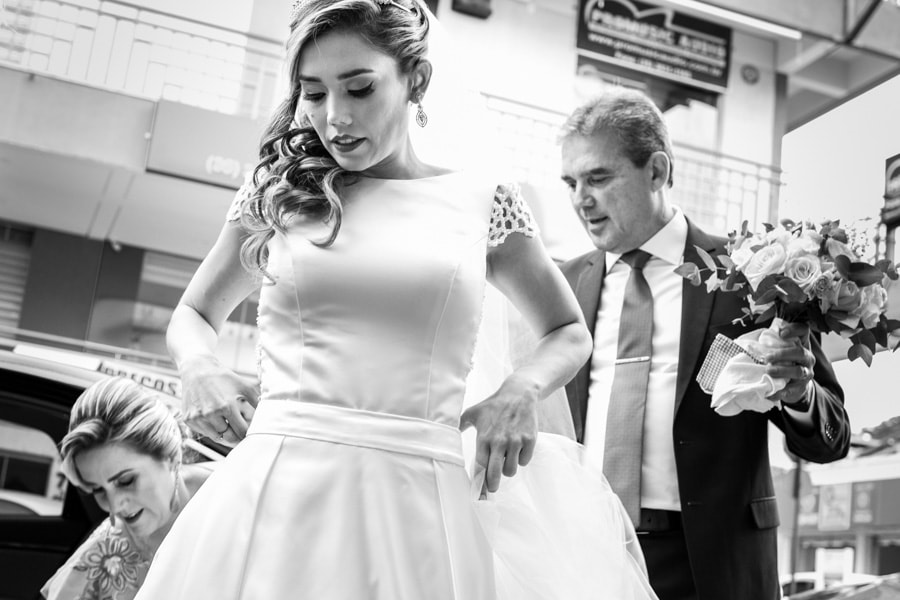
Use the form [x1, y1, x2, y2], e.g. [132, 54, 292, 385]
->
[677, 220, 899, 415]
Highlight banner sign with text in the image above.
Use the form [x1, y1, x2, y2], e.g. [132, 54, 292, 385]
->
[147, 101, 263, 189]
[576, 0, 731, 93]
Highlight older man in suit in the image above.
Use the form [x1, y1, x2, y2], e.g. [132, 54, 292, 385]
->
[558, 88, 851, 600]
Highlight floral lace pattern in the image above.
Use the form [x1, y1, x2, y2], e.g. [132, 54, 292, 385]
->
[44, 519, 150, 600]
[226, 174, 254, 223]
[488, 183, 539, 247]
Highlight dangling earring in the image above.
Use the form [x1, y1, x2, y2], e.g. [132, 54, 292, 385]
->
[415, 95, 428, 128]
[169, 466, 182, 513]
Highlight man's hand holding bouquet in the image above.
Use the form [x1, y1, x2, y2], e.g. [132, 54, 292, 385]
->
[678, 220, 899, 416]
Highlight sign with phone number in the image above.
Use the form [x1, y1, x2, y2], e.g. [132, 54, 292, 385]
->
[576, 0, 731, 93]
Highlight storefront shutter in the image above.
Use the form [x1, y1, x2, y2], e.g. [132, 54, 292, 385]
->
[0, 226, 33, 332]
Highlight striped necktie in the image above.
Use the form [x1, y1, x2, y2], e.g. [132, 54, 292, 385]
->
[603, 249, 653, 527]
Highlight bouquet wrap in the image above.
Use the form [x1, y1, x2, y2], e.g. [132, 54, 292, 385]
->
[699, 319, 793, 416]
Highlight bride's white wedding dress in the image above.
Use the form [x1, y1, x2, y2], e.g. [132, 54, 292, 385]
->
[134, 172, 657, 599]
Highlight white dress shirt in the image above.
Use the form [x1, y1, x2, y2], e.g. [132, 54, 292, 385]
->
[583, 209, 688, 512]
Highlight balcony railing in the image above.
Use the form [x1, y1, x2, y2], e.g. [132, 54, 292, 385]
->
[483, 94, 783, 232]
[0, 0, 286, 119]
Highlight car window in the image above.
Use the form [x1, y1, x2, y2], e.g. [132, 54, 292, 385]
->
[782, 580, 816, 596]
[0, 419, 64, 517]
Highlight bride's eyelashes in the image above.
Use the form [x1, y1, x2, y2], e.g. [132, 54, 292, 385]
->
[301, 91, 324, 102]
[348, 83, 374, 97]
[300, 83, 375, 103]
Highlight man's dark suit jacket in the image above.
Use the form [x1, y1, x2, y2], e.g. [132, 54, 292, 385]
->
[560, 219, 851, 600]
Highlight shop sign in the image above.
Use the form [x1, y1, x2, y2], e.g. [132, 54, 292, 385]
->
[798, 487, 819, 528]
[11, 343, 183, 400]
[147, 101, 261, 189]
[818, 483, 852, 531]
[874, 479, 900, 526]
[851, 481, 875, 524]
[576, 0, 731, 93]
[97, 359, 182, 399]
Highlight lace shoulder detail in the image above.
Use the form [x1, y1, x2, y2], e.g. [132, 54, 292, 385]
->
[488, 182, 539, 247]
[226, 172, 255, 223]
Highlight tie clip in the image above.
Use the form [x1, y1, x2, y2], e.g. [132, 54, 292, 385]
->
[615, 356, 651, 365]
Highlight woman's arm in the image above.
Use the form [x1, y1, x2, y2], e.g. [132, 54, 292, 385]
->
[41, 519, 145, 600]
[461, 231, 592, 492]
[487, 232, 592, 399]
[167, 222, 260, 444]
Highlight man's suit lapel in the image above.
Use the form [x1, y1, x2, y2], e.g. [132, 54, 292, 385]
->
[674, 220, 720, 415]
[572, 250, 605, 436]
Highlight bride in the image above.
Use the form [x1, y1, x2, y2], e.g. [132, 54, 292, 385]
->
[135, 1, 657, 598]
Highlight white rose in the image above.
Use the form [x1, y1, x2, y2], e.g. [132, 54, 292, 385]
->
[743, 243, 787, 290]
[765, 226, 791, 249]
[730, 246, 755, 270]
[853, 284, 888, 329]
[801, 228, 824, 245]
[784, 255, 822, 294]
[786, 231, 821, 260]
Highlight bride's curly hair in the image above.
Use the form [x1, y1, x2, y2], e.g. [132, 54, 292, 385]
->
[237, 0, 430, 276]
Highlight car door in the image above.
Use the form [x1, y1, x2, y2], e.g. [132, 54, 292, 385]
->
[0, 367, 104, 600]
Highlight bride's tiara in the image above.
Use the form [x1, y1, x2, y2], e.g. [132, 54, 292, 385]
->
[290, 0, 413, 22]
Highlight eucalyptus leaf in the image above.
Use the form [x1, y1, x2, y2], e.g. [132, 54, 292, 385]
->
[873, 320, 888, 348]
[885, 318, 900, 334]
[718, 254, 735, 270]
[775, 278, 807, 303]
[848, 343, 873, 366]
[875, 259, 899, 280]
[851, 329, 877, 353]
[674, 263, 702, 286]
[833, 255, 884, 287]
[754, 305, 777, 324]
[695, 246, 718, 274]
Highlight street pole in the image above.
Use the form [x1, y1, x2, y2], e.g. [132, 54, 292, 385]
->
[788, 456, 803, 597]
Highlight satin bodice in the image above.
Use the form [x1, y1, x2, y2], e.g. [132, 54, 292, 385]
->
[255, 172, 518, 427]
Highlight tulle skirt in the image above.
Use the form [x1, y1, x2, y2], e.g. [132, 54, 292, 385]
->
[135, 400, 656, 600]
[472, 433, 657, 600]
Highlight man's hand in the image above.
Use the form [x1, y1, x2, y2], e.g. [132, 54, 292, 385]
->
[763, 321, 816, 408]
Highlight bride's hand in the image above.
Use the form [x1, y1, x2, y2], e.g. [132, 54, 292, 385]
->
[180, 355, 259, 446]
[459, 376, 539, 493]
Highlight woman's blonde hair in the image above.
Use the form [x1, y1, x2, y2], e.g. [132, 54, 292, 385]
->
[59, 377, 187, 490]
[236, 0, 430, 276]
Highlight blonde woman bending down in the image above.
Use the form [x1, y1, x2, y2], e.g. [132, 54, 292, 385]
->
[42, 377, 215, 600]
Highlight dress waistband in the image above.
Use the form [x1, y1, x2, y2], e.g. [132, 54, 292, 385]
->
[247, 400, 465, 467]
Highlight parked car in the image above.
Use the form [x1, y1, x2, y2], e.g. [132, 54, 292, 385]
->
[0, 347, 216, 600]
[784, 572, 893, 599]
[0, 490, 63, 517]
[783, 572, 825, 596]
